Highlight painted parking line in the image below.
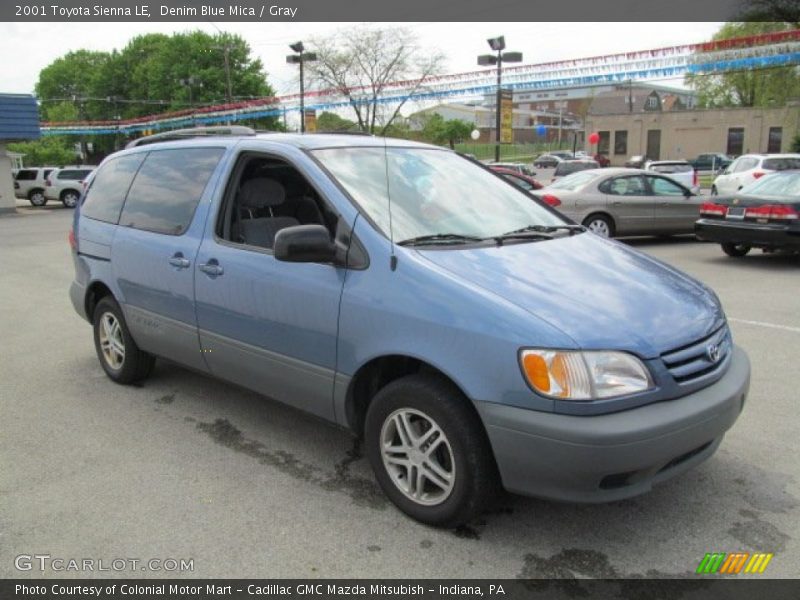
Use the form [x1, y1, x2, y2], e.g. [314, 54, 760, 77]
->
[729, 318, 800, 334]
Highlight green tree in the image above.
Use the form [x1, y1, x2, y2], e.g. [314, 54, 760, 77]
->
[420, 114, 474, 149]
[791, 133, 800, 152]
[316, 111, 357, 132]
[308, 26, 445, 134]
[35, 31, 281, 159]
[685, 22, 800, 107]
[8, 137, 79, 166]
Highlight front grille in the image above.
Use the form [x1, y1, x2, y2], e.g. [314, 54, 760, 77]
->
[661, 325, 731, 384]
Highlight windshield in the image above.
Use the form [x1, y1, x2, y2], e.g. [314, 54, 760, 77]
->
[548, 170, 602, 190]
[313, 147, 565, 243]
[740, 171, 800, 198]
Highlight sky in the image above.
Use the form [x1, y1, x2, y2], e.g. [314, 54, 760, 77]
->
[0, 22, 723, 100]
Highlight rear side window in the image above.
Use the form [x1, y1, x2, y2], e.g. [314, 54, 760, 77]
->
[58, 169, 92, 180]
[763, 157, 800, 170]
[119, 148, 224, 236]
[16, 169, 37, 180]
[81, 154, 146, 225]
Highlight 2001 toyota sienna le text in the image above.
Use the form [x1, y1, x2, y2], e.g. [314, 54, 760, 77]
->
[69, 129, 750, 526]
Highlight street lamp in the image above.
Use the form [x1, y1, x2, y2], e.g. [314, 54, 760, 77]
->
[286, 41, 318, 133]
[478, 36, 522, 162]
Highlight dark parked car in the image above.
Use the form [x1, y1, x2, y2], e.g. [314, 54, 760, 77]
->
[688, 153, 732, 173]
[490, 166, 544, 192]
[695, 170, 800, 257]
[551, 159, 600, 183]
[533, 154, 562, 168]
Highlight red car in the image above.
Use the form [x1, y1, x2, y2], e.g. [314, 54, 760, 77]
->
[593, 154, 611, 167]
[490, 166, 544, 192]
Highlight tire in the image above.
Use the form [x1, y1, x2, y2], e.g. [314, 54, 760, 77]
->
[28, 189, 47, 207]
[582, 213, 614, 238]
[61, 189, 80, 208]
[721, 242, 751, 258]
[710, 186, 717, 196]
[364, 374, 499, 527]
[92, 296, 155, 384]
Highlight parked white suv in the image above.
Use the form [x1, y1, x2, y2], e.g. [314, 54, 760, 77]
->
[644, 160, 700, 194]
[13, 167, 57, 206]
[712, 154, 800, 195]
[44, 166, 96, 208]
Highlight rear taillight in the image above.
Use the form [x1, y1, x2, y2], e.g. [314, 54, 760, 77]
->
[692, 169, 699, 187]
[68, 228, 76, 250]
[752, 171, 766, 180]
[745, 204, 799, 221]
[540, 194, 561, 207]
[700, 202, 726, 217]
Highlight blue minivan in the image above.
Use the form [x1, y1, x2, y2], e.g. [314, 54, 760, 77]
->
[70, 128, 750, 526]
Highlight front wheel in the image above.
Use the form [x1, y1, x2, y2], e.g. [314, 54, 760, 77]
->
[721, 242, 751, 257]
[582, 214, 614, 238]
[364, 374, 498, 527]
[61, 190, 80, 208]
[93, 296, 155, 384]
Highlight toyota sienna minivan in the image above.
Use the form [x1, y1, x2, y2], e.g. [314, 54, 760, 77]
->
[70, 127, 750, 526]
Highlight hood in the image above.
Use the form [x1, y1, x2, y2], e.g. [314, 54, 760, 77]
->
[416, 233, 724, 358]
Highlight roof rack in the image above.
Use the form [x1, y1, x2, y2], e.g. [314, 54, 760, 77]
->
[126, 126, 256, 148]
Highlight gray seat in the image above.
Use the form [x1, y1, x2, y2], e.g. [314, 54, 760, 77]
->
[238, 178, 299, 249]
[279, 179, 325, 225]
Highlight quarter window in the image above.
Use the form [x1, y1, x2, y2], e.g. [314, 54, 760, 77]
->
[119, 148, 224, 236]
[81, 154, 146, 225]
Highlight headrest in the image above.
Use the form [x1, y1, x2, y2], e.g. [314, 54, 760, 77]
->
[240, 178, 285, 209]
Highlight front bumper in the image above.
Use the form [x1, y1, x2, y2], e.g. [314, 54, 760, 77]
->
[695, 219, 800, 249]
[476, 346, 750, 503]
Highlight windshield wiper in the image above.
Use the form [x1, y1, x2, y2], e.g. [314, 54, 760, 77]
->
[397, 233, 485, 247]
[502, 224, 585, 236]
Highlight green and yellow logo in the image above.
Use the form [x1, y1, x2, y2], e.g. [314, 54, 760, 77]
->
[696, 552, 773, 574]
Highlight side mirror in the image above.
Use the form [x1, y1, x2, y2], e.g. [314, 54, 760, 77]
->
[274, 225, 337, 263]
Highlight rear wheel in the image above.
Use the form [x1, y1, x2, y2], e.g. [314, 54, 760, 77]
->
[93, 296, 155, 384]
[364, 374, 498, 527]
[61, 190, 80, 208]
[28, 189, 47, 206]
[582, 214, 614, 238]
[721, 242, 751, 257]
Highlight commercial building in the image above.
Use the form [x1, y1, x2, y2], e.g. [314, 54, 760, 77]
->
[0, 94, 41, 213]
[584, 104, 800, 165]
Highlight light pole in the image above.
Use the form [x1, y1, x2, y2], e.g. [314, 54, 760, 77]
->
[286, 41, 318, 133]
[478, 36, 522, 162]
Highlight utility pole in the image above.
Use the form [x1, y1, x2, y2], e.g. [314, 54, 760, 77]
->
[478, 36, 522, 163]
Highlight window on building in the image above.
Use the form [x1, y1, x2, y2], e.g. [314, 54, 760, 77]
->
[646, 96, 659, 109]
[598, 131, 610, 155]
[614, 130, 628, 155]
[726, 128, 745, 156]
[768, 127, 782, 153]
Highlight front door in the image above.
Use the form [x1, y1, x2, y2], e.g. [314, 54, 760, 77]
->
[193, 151, 346, 421]
[602, 175, 655, 235]
[646, 129, 661, 161]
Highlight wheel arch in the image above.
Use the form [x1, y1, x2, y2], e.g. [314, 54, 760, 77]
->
[85, 280, 114, 321]
[343, 354, 484, 440]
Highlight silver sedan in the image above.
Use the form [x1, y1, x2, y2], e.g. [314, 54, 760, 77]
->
[532, 168, 705, 237]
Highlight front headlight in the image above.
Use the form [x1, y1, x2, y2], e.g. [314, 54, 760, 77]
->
[520, 349, 653, 401]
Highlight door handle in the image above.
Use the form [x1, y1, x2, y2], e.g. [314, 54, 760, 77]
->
[199, 261, 224, 277]
[612, 201, 623, 206]
[168, 254, 190, 269]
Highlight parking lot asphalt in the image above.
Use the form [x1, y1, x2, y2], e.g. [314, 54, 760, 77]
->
[1, 203, 798, 579]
